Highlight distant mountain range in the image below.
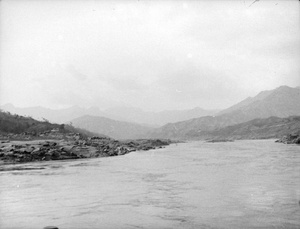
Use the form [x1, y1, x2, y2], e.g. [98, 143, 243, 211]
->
[0, 104, 218, 127]
[70, 115, 152, 139]
[104, 106, 219, 126]
[150, 86, 300, 140]
[1, 85, 299, 140]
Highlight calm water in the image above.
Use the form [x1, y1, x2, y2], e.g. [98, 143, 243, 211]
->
[0, 140, 299, 229]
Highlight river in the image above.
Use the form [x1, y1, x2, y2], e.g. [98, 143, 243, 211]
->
[0, 140, 299, 229]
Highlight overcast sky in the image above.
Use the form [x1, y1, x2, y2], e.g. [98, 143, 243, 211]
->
[0, 0, 299, 112]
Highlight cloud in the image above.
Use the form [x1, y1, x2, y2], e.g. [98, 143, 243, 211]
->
[0, 0, 299, 111]
[102, 76, 147, 92]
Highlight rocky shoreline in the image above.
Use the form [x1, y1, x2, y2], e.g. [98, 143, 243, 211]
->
[275, 133, 300, 145]
[0, 133, 173, 165]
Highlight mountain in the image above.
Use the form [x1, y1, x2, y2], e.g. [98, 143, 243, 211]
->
[217, 89, 273, 115]
[104, 106, 219, 126]
[219, 86, 300, 117]
[0, 104, 218, 126]
[150, 86, 300, 140]
[70, 115, 154, 139]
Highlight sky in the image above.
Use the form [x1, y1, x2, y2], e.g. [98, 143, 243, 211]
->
[0, 0, 299, 112]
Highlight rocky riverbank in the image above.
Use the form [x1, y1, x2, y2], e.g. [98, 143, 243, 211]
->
[275, 133, 300, 145]
[0, 135, 173, 165]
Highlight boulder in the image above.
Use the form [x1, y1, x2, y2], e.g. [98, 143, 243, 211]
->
[31, 148, 41, 155]
[18, 148, 32, 154]
[49, 142, 57, 147]
[44, 152, 52, 161]
[4, 152, 14, 157]
[43, 142, 50, 147]
[62, 145, 74, 153]
[51, 151, 61, 159]
[2, 146, 14, 152]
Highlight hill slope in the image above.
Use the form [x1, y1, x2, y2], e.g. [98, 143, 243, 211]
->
[0, 110, 106, 139]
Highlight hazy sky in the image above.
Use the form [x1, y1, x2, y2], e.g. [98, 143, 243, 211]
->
[1, 0, 299, 112]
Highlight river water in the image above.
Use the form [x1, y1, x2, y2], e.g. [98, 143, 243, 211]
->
[0, 140, 299, 229]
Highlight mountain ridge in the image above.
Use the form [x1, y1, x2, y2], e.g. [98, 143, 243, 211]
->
[0, 104, 219, 126]
[2, 85, 299, 140]
[219, 85, 300, 116]
[149, 85, 300, 140]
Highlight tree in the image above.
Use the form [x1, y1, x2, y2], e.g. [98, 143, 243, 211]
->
[42, 118, 49, 123]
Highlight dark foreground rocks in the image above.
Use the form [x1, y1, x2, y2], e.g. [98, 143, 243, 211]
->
[0, 136, 173, 165]
[275, 133, 300, 145]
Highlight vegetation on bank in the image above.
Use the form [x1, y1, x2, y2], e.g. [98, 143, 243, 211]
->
[0, 110, 59, 135]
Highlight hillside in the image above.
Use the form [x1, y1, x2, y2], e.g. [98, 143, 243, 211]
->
[0, 110, 106, 139]
[150, 86, 300, 140]
[71, 115, 154, 139]
[0, 110, 64, 135]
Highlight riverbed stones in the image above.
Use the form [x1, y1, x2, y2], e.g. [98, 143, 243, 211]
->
[0, 137, 173, 164]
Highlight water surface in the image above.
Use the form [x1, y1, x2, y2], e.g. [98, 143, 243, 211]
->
[0, 140, 299, 229]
